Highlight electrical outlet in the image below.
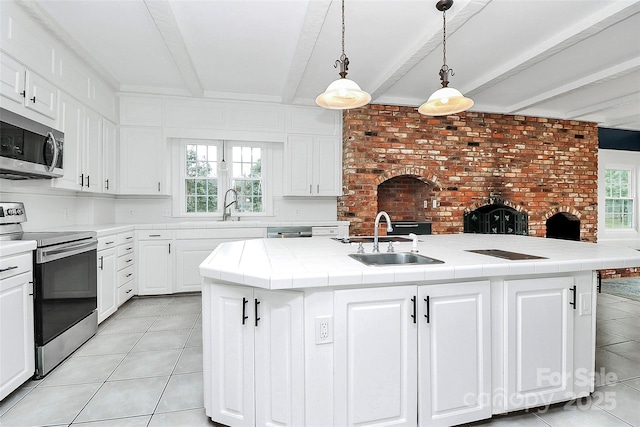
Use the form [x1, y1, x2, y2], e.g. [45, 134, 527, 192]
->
[432, 199, 438, 208]
[315, 316, 333, 344]
[423, 200, 428, 208]
[579, 293, 592, 315]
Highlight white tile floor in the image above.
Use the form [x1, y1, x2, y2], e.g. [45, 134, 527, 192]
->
[1, 291, 640, 427]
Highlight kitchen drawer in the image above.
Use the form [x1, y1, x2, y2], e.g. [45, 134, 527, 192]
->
[136, 230, 173, 240]
[0, 252, 32, 280]
[118, 265, 135, 286]
[117, 243, 134, 257]
[117, 232, 135, 246]
[117, 281, 135, 306]
[117, 254, 135, 271]
[98, 235, 118, 251]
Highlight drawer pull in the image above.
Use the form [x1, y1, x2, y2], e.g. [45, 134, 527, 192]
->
[126, 236, 133, 240]
[126, 273, 133, 278]
[126, 247, 133, 251]
[149, 234, 161, 237]
[126, 259, 133, 263]
[105, 241, 114, 245]
[126, 289, 132, 294]
[0, 265, 18, 273]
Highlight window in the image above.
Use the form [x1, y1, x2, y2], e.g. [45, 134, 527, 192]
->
[604, 168, 634, 228]
[179, 141, 266, 216]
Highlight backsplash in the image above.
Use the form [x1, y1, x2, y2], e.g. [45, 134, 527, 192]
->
[339, 104, 598, 242]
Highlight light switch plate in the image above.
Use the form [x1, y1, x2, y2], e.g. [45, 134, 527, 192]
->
[579, 293, 592, 315]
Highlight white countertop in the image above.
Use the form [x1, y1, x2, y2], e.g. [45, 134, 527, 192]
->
[38, 221, 348, 237]
[199, 234, 640, 290]
[0, 240, 37, 257]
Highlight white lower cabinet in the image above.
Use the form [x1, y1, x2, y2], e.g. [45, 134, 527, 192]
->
[504, 276, 575, 410]
[97, 237, 118, 324]
[418, 281, 492, 426]
[204, 284, 304, 427]
[334, 286, 418, 427]
[137, 233, 173, 295]
[174, 240, 218, 294]
[0, 252, 35, 401]
[116, 232, 135, 306]
[334, 281, 491, 427]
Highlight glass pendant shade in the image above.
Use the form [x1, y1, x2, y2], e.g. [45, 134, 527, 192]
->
[316, 77, 371, 110]
[418, 86, 474, 116]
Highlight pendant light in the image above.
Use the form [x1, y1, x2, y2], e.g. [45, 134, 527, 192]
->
[220, 140, 227, 172]
[418, 0, 473, 116]
[316, 0, 371, 110]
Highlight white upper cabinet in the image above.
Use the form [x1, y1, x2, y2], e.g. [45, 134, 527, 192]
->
[0, 54, 57, 125]
[55, 92, 85, 190]
[83, 108, 104, 192]
[284, 135, 341, 196]
[119, 127, 166, 195]
[102, 119, 118, 194]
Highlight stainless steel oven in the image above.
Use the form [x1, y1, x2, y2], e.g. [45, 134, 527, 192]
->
[0, 202, 97, 379]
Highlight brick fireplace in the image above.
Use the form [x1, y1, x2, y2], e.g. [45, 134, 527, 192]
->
[338, 104, 598, 242]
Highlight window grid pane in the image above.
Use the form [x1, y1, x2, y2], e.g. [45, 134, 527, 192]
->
[185, 142, 219, 213]
[604, 169, 634, 229]
[231, 146, 262, 213]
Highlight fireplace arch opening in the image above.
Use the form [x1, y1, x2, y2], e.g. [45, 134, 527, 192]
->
[377, 175, 435, 222]
[546, 212, 580, 241]
[464, 204, 528, 235]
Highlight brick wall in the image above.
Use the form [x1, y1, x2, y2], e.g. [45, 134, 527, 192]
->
[338, 104, 599, 242]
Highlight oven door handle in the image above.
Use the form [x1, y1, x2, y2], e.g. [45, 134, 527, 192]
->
[37, 240, 98, 263]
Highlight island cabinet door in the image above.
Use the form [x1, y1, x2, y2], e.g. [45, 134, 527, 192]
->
[334, 285, 418, 427]
[418, 281, 492, 427]
[205, 285, 255, 427]
[253, 289, 304, 427]
[505, 276, 575, 411]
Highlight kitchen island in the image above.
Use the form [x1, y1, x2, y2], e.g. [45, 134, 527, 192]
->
[199, 234, 640, 427]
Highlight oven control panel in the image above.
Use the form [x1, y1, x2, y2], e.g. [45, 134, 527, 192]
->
[0, 202, 26, 224]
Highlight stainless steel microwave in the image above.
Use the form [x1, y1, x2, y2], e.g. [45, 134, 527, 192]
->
[0, 108, 63, 179]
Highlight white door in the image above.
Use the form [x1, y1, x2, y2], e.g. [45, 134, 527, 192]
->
[205, 284, 255, 427]
[254, 289, 304, 427]
[0, 272, 35, 401]
[174, 240, 218, 293]
[84, 109, 103, 192]
[97, 248, 117, 323]
[0, 54, 25, 106]
[334, 286, 417, 427]
[137, 240, 173, 295]
[119, 127, 164, 195]
[505, 276, 575, 410]
[418, 281, 492, 426]
[314, 136, 341, 196]
[102, 118, 118, 194]
[284, 135, 313, 196]
[55, 92, 84, 190]
[24, 70, 56, 119]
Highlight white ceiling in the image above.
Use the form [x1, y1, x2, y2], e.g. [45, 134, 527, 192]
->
[29, 0, 640, 130]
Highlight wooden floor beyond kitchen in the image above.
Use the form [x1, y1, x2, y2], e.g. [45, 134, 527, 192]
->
[1, 289, 640, 427]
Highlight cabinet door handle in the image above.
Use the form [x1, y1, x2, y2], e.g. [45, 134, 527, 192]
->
[80, 174, 84, 187]
[0, 265, 18, 273]
[105, 179, 109, 190]
[158, 182, 161, 192]
[309, 184, 312, 194]
[410, 296, 417, 323]
[317, 184, 320, 193]
[424, 296, 430, 323]
[569, 285, 577, 310]
[20, 90, 26, 98]
[99, 256, 104, 270]
[86, 175, 90, 187]
[255, 299, 261, 327]
[597, 272, 602, 293]
[30, 96, 36, 103]
[168, 243, 171, 254]
[242, 297, 248, 325]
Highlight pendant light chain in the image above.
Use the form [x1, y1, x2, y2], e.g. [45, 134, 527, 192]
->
[341, 0, 345, 57]
[442, 7, 447, 67]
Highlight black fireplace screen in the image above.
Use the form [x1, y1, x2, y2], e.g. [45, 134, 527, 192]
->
[464, 204, 528, 235]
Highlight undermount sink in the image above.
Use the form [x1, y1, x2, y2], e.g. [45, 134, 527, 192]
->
[349, 252, 444, 266]
[333, 236, 412, 243]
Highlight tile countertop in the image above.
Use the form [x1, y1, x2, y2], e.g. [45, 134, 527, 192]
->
[199, 234, 640, 290]
[0, 240, 37, 257]
[36, 221, 349, 238]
